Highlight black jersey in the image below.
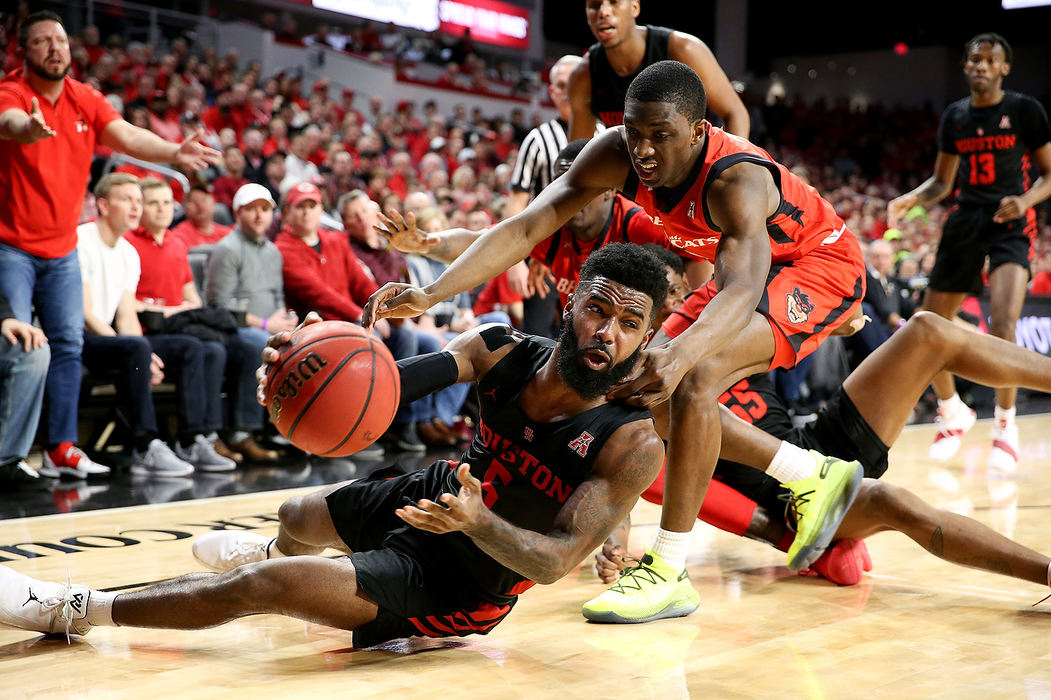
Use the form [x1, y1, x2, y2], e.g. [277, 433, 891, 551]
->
[391, 331, 653, 601]
[937, 91, 1051, 208]
[587, 25, 672, 128]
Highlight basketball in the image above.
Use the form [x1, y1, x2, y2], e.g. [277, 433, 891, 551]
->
[264, 321, 400, 457]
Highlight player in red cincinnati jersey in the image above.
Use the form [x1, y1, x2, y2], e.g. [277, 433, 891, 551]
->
[365, 60, 869, 625]
[381, 139, 705, 313]
[889, 33, 1051, 472]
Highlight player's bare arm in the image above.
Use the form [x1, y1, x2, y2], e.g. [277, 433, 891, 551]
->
[398, 421, 664, 584]
[994, 142, 1051, 223]
[377, 208, 481, 263]
[364, 130, 630, 326]
[887, 151, 960, 226]
[567, 56, 598, 141]
[609, 161, 775, 406]
[670, 33, 750, 138]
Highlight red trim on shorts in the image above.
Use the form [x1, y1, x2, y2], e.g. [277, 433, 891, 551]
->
[408, 602, 513, 637]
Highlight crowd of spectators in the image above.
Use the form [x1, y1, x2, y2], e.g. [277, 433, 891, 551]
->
[3, 6, 1051, 489]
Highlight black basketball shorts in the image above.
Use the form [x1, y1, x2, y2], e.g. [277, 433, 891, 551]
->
[929, 205, 1032, 295]
[715, 387, 889, 520]
[325, 465, 517, 648]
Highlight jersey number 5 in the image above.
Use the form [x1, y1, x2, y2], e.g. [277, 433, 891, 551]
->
[969, 153, 996, 185]
[480, 459, 512, 508]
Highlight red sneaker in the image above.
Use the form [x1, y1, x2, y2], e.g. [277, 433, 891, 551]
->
[800, 538, 872, 586]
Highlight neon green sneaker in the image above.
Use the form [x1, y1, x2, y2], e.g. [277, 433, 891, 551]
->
[581, 547, 700, 623]
[784, 451, 864, 572]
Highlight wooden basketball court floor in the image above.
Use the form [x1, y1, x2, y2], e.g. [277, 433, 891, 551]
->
[3, 415, 1051, 699]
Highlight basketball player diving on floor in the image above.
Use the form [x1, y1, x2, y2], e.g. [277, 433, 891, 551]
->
[0, 244, 676, 645]
[595, 310, 1051, 596]
[363, 59, 870, 623]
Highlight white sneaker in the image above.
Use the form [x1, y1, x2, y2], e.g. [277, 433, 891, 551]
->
[928, 404, 976, 461]
[175, 435, 237, 472]
[39, 444, 111, 479]
[131, 439, 195, 477]
[192, 531, 274, 572]
[988, 420, 1020, 472]
[0, 565, 92, 638]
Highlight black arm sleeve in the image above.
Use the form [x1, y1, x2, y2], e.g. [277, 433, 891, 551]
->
[396, 351, 461, 407]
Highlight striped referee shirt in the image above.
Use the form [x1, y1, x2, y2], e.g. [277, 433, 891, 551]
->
[509, 118, 569, 198]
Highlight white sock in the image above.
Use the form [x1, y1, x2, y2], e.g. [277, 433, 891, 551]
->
[938, 393, 964, 417]
[651, 528, 691, 571]
[85, 590, 118, 627]
[766, 441, 815, 483]
[266, 537, 287, 559]
[994, 405, 1016, 428]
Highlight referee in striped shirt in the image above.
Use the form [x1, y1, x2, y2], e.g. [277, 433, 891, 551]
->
[506, 55, 603, 337]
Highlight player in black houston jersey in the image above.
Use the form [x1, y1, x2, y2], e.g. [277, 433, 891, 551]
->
[0, 244, 674, 646]
[596, 309, 1051, 595]
[888, 33, 1051, 472]
[566, 0, 749, 140]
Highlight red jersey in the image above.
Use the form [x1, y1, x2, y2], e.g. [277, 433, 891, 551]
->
[126, 227, 194, 304]
[529, 194, 670, 306]
[0, 69, 121, 258]
[623, 127, 849, 264]
[171, 219, 232, 249]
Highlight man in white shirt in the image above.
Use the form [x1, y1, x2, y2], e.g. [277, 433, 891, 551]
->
[78, 173, 233, 477]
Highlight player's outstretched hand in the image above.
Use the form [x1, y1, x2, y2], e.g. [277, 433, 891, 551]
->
[395, 464, 487, 535]
[606, 344, 689, 408]
[173, 128, 223, 171]
[255, 311, 322, 405]
[376, 209, 439, 254]
[362, 283, 434, 327]
[993, 195, 1027, 224]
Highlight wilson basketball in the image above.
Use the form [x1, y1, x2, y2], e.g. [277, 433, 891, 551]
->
[264, 321, 400, 457]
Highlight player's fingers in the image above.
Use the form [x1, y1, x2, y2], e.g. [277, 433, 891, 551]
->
[455, 463, 482, 491]
[30, 97, 41, 115]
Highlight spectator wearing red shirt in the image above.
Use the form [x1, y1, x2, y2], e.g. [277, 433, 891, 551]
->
[274, 182, 378, 322]
[127, 178, 249, 468]
[473, 269, 524, 326]
[0, 12, 219, 478]
[211, 144, 250, 210]
[171, 184, 232, 249]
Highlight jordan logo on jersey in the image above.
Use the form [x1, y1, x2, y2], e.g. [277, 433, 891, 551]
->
[568, 431, 594, 457]
[999, 114, 1011, 129]
[687, 201, 696, 219]
[785, 287, 815, 324]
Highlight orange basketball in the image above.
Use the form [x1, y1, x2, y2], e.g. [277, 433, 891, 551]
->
[264, 321, 400, 457]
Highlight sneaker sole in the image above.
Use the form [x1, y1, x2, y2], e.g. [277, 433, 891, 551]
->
[787, 463, 864, 572]
[130, 464, 195, 478]
[194, 463, 237, 473]
[582, 595, 700, 624]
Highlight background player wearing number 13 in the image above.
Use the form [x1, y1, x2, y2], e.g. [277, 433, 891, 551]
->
[887, 33, 1051, 471]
